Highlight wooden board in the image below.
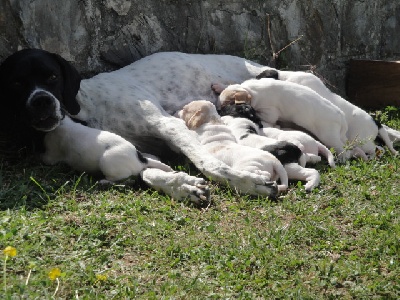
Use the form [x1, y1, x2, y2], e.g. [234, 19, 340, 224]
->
[346, 59, 400, 109]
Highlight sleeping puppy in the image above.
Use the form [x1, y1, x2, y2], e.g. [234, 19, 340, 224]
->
[176, 100, 288, 194]
[215, 78, 351, 162]
[256, 69, 398, 158]
[220, 115, 320, 191]
[219, 103, 336, 168]
[42, 115, 173, 183]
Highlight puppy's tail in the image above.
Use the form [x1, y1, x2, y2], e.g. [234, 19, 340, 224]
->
[379, 125, 399, 155]
[274, 163, 289, 192]
[141, 152, 174, 172]
[316, 141, 336, 168]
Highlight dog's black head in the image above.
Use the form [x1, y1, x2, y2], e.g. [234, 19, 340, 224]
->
[218, 103, 263, 128]
[0, 49, 81, 151]
[0, 48, 81, 132]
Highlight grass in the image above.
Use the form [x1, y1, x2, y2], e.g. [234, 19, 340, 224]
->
[1, 107, 400, 299]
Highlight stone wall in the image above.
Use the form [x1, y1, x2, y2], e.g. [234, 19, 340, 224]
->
[1, 0, 400, 94]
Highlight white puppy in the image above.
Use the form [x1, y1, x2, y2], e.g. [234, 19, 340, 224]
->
[257, 70, 398, 158]
[176, 100, 289, 194]
[221, 115, 320, 191]
[216, 78, 351, 162]
[42, 115, 173, 183]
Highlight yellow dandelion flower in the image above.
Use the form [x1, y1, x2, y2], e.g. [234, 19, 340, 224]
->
[3, 246, 17, 258]
[48, 268, 61, 281]
[95, 273, 108, 281]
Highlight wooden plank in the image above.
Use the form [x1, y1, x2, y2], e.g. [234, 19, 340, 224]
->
[346, 59, 400, 109]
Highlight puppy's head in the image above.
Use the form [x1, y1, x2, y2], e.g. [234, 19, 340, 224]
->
[218, 84, 252, 107]
[177, 100, 221, 129]
[219, 103, 263, 128]
[0, 49, 81, 132]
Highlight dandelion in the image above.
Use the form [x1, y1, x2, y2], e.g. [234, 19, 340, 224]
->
[95, 273, 108, 282]
[3, 246, 17, 293]
[48, 268, 61, 281]
[48, 268, 61, 297]
[3, 246, 17, 258]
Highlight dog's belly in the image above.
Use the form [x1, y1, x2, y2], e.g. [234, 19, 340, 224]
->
[78, 52, 266, 124]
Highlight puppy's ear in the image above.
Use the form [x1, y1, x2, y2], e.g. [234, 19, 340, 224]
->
[51, 53, 81, 115]
[185, 109, 206, 129]
[234, 91, 252, 104]
[220, 90, 236, 107]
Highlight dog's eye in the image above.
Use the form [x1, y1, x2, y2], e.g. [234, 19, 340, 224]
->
[47, 74, 58, 83]
[12, 81, 22, 89]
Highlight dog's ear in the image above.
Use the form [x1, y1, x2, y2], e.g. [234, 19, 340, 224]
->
[234, 91, 252, 104]
[51, 53, 81, 115]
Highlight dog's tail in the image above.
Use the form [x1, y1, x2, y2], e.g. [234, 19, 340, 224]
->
[316, 141, 336, 168]
[274, 162, 289, 192]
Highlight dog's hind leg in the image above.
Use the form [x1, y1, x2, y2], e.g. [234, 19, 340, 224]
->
[382, 124, 400, 145]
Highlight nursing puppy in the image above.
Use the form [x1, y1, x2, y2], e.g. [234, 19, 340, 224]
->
[42, 115, 173, 183]
[220, 115, 320, 191]
[176, 100, 288, 194]
[256, 70, 398, 158]
[219, 103, 335, 168]
[215, 78, 350, 162]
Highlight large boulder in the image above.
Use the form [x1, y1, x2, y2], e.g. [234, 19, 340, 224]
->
[1, 0, 400, 93]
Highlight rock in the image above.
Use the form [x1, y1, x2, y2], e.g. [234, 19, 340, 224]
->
[1, 0, 400, 95]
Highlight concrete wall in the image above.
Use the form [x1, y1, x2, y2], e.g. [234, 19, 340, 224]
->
[1, 0, 400, 94]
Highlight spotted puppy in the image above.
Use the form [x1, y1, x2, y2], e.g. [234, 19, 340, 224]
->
[177, 100, 288, 195]
[220, 115, 320, 191]
[260, 126, 336, 168]
[219, 103, 335, 167]
[42, 115, 175, 184]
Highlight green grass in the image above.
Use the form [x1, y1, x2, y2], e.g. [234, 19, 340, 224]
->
[1, 107, 400, 299]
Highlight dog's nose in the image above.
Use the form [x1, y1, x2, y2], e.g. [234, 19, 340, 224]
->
[30, 92, 54, 109]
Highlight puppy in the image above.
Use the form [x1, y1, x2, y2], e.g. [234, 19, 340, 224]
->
[215, 78, 351, 162]
[260, 126, 336, 168]
[176, 100, 289, 193]
[258, 70, 398, 158]
[42, 115, 173, 183]
[221, 115, 320, 191]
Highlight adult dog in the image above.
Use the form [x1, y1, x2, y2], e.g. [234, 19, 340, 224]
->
[215, 79, 351, 161]
[176, 100, 288, 194]
[0, 49, 283, 203]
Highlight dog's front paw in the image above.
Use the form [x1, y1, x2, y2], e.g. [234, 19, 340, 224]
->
[140, 169, 211, 207]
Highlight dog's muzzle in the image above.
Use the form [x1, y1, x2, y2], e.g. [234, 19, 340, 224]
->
[26, 89, 63, 131]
